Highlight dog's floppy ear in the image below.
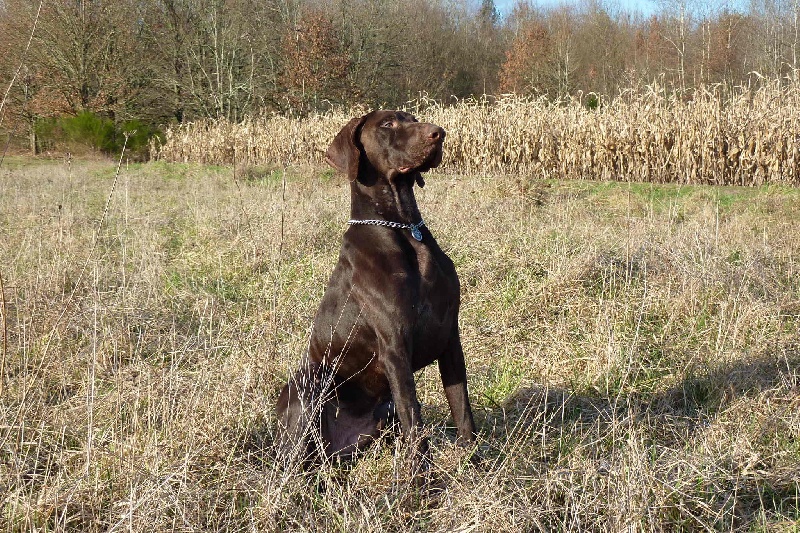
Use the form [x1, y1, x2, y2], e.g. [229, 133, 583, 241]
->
[326, 115, 367, 182]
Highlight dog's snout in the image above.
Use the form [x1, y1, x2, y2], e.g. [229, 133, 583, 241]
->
[428, 127, 445, 142]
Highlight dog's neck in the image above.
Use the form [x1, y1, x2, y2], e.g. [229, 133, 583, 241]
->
[350, 170, 423, 224]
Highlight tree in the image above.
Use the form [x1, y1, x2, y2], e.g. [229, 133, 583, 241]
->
[479, 0, 499, 28]
[31, 0, 143, 117]
[705, 11, 750, 85]
[655, 0, 693, 92]
[1, 0, 140, 153]
[280, 7, 351, 111]
[472, 0, 505, 95]
[574, 1, 627, 96]
[499, 15, 552, 94]
[498, 3, 578, 97]
[748, 0, 800, 79]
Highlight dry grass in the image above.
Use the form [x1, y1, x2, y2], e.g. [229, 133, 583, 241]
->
[153, 79, 800, 186]
[1, 156, 799, 531]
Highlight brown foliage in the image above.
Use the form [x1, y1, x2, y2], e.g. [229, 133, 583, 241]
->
[499, 19, 551, 94]
[280, 9, 352, 110]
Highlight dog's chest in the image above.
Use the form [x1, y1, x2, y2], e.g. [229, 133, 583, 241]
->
[409, 243, 459, 341]
[413, 241, 457, 298]
[312, 235, 458, 364]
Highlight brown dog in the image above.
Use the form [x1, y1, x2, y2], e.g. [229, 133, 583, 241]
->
[276, 110, 476, 474]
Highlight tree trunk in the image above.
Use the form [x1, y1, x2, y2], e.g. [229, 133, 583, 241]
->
[29, 123, 37, 156]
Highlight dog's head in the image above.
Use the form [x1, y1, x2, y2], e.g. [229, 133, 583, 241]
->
[325, 110, 445, 187]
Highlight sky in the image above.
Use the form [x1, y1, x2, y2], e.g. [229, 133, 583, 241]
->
[494, 0, 660, 17]
[492, 0, 756, 19]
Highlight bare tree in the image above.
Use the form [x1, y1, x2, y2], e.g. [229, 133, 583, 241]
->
[574, 0, 627, 97]
[28, 0, 143, 117]
[656, 0, 693, 92]
[141, 0, 288, 121]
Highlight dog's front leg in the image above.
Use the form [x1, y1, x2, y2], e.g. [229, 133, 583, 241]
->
[438, 326, 477, 446]
[380, 343, 430, 478]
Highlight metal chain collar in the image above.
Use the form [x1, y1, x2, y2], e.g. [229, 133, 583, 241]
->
[347, 218, 426, 241]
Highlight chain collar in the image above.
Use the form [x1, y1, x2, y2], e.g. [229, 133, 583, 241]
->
[347, 218, 426, 241]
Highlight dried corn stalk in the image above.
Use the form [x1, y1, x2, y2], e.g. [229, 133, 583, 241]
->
[152, 80, 800, 186]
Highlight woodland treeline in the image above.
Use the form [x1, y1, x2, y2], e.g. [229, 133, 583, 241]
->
[1, 0, 799, 154]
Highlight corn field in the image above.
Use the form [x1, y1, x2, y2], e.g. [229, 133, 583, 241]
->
[152, 79, 800, 186]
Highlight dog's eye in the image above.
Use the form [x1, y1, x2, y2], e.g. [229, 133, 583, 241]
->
[381, 121, 395, 128]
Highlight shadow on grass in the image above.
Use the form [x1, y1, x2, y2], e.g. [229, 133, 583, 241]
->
[490, 343, 800, 527]
[499, 344, 799, 432]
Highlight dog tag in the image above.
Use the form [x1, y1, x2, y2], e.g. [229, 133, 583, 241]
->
[411, 227, 423, 241]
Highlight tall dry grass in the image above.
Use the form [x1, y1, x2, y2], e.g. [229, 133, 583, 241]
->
[153, 79, 800, 186]
[1, 156, 798, 531]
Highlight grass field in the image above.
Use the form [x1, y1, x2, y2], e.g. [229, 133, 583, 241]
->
[1, 157, 798, 531]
